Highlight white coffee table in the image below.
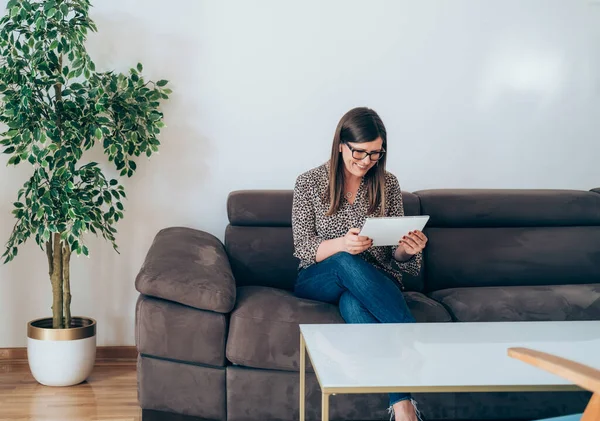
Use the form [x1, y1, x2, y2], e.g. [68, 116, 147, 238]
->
[299, 320, 600, 421]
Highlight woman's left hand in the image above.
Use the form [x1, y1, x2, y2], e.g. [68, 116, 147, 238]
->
[395, 230, 428, 261]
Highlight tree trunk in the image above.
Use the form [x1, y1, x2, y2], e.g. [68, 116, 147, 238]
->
[46, 237, 53, 279]
[62, 245, 72, 328]
[51, 53, 65, 329]
[51, 233, 63, 329]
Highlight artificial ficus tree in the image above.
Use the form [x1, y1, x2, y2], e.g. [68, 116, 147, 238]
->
[0, 0, 171, 328]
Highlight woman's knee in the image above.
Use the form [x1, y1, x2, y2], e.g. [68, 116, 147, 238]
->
[328, 252, 367, 273]
[326, 252, 374, 287]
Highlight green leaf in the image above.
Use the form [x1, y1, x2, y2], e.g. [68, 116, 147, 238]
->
[44, 1, 56, 12]
[3, 146, 15, 154]
[48, 8, 57, 18]
[137, 63, 143, 72]
[156, 80, 168, 87]
[116, 202, 124, 211]
[95, 128, 102, 139]
[109, 179, 118, 186]
[82, 245, 89, 256]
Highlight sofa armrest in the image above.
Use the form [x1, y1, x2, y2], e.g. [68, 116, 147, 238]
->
[135, 227, 236, 313]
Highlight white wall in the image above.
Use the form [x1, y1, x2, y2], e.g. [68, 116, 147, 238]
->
[1, 0, 599, 347]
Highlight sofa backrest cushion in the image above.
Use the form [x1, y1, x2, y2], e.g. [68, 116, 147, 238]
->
[227, 190, 293, 227]
[416, 189, 600, 227]
[417, 189, 600, 292]
[225, 225, 298, 290]
[225, 190, 423, 291]
[226, 190, 421, 226]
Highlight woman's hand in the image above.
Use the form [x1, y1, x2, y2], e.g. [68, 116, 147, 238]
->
[395, 230, 428, 261]
[339, 228, 373, 255]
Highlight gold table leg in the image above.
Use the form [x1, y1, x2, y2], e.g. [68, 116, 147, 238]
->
[322, 392, 330, 421]
[300, 333, 306, 421]
[301, 332, 330, 421]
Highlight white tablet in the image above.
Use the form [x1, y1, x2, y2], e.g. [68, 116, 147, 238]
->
[359, 216, 430, 247]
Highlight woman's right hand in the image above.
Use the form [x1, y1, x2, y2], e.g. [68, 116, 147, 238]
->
[339, 228, 373, 255]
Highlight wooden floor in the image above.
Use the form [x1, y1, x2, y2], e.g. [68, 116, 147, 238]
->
[0, 359, 141, 421]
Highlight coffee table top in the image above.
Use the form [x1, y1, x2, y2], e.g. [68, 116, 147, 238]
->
[299, 320, 600, 393]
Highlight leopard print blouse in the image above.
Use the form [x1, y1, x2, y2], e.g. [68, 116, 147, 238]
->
[291, 161, 422, 289]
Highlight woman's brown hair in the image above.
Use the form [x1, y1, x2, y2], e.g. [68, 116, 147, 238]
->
[325, 107, 387, 216]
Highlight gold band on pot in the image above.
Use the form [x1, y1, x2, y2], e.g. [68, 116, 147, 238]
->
[27, 317, 96, 341]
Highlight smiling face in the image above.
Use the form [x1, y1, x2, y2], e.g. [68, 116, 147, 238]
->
[339, 137, 384, 179]
[326, 107, 389, 216]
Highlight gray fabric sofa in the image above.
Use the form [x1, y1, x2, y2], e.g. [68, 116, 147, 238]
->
[135, 188, 600, 421]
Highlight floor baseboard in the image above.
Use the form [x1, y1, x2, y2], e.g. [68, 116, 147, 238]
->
[0, 346, 137, 362]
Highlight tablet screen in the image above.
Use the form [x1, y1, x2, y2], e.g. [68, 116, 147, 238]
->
[359, 216, 430, 247]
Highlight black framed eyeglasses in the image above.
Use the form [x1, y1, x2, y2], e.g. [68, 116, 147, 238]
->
[344, 143, 386, 162]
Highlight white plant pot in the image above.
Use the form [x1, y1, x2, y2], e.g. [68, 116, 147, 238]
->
[27, 317, 97, 387]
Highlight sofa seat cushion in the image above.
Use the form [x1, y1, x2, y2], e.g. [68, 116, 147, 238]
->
[430, 284, 600, 322]
[405, 291, 453, 322]
[226, 286, 452, 371]
[226, 286, 342, 372]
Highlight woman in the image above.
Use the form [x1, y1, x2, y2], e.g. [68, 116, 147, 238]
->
[291, 107, 428, 421]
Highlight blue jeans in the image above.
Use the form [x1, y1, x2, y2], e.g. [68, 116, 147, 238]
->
[294, 252, 416, 408]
